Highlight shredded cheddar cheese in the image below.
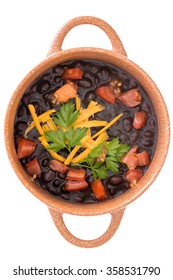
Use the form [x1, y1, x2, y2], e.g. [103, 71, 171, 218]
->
[64, 136, 89, 165]
[75, 95, 81, 111]
[76, 104, 104, 123]
[73, 120, 108, 128]
[28, 104, 44, 135]
[87, 100, 98, 109]
[92, 113, 123, 139]
[71, 147, 92, 164]
[25, 108, 55, 136]
[47, 118, 57, 131]
[71, 131, 108, 164]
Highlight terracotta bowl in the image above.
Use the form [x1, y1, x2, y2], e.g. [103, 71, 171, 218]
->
[4, 16, 170, 247]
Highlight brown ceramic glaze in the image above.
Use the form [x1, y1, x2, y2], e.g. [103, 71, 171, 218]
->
[4, 16, 170, 247]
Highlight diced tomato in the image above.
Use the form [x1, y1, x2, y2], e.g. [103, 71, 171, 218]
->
[65, 180, 88, 191]
[25, 158, 41, 177]
[62, 68, 83, 80]
[91, 179, 108, 200]
[117, 89, 142, 107]
[96, 86, 116, 104]
[17, 138, 36, 159]
[136, 151, 150, 166]
[52, 82, 78, 104]
[125, 169, 143, 187]
[49, 160, 69, 173]
[121, 146, 138, 169]
[133, 111, 148, 129]
[66, 168, 86, 181]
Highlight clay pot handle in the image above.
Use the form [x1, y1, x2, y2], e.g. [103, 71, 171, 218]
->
[48, 16, 127, 56]
[48, 207, 125, 248]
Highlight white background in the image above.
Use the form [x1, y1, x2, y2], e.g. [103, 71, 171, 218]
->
[0, 0, 173, 279]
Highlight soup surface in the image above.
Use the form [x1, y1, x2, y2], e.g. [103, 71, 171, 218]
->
[14, 60, 157, 203]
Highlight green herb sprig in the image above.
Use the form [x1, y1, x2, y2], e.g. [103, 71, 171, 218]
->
[74, 138, 130, 180]
[45, 102, 87, 152]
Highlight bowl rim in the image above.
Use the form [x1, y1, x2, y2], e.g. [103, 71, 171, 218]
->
[4, 47, 170, 215]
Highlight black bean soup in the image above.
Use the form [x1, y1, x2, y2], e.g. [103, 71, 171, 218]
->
[14, 60, 158, 203]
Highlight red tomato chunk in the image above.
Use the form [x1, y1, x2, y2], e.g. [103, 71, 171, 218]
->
[66, 168, 86, 181]
[133, 111, 148, 129]
[121, 146, 138, 169]
[91, 179, 108, 200]
[62, 68, 84, 80]
[125, 169, 143, 187]
[65, 180, 88, 191]
[96, 86, 116, 104]
[17, 138, 36, 159]
[25, 158, 41, 176]
[136, 151, 150, 166]
[49, 160, 69, 173]
[117, 89, 142, 107]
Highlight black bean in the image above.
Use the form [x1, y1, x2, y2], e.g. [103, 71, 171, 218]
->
[122, 117, 133, 132]
[61, 194, 70, 200]
[78, 78, 92, 88]
[54, 76, 61, 84]
[96, 68, 110, 82]
[58, 173, 66, 179]
[17, 105, 25, 118]
[143, 139, 153, 147]
[130, 131, 140, 143]
[87, 174, 94, 184]
[108, 175, 123, 185]
[43, 92, 52, 103]
[53, 179, 60, 188]
[15, 121, 27, 132]
[84, 91, 97, 105]
[30, 85, 37, 93]
[53, 66, 64, 76]
[143, 130, 154, 137]
[129, 80, 138, 88]
[42, 170, 55, 182]
[42, 158, 50, 167]
[48, 185, 59, 195]
[109, 188, 117, 196]
[75, 195, 84, 203]
[119, 133, 128, 143]
[23, 95, 30, 105]
[149, 119, 156, 128]
[37, 81, 51, 94]
[122, 110, 131, 116]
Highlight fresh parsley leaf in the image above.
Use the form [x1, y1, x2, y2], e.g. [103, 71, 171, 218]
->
[92, 164, 108, 180]
[45, 130, 66, 152]
[106, 156, 119, 174]
[46, 142, 64, 153]
[54, 102, 79, 128]
[87, 142, 107, 159]
[80, 137, 130, 180]
[45, 130, 66, 147]
[65, 127, 88, 148]
[107, 137, 120, 156]
[116, 144, 130, 159]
